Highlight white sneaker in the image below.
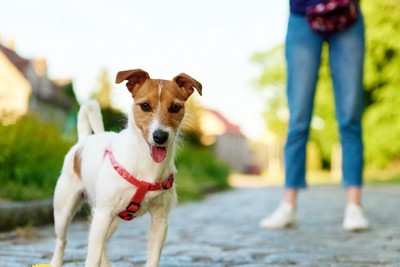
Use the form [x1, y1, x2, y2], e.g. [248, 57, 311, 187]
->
[259, 202, 297, 229]
[343, 203, 369, 231]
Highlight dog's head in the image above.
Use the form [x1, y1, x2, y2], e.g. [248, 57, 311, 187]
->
[116, 69, 202, 163]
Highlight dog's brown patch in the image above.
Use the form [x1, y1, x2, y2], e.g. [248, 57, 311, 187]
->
[132, 79, 188, 140]
[159, 80, 187, 129]
[132, 79, 159, 139]
[115, 69, 202, 141]
[73, 147, 82, 179]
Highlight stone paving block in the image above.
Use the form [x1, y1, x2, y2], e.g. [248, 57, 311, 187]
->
[64, 261, 85, 267]
[0, 259, 21, 267]
[0, 185, 399, 266]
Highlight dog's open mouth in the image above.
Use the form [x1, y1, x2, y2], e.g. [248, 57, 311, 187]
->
[148, 144, 167, 163]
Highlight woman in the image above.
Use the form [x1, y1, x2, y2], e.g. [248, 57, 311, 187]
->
[259, 0, 369, 231]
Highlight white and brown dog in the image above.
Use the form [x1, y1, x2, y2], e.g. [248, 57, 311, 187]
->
[50, 69, 202, 267]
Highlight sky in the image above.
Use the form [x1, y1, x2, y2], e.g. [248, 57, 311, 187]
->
[0, 0, 288, 139]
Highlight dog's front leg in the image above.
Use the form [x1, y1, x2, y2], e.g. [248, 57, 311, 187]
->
[85, 208, 113, 267]
[146, 208, 169, 267]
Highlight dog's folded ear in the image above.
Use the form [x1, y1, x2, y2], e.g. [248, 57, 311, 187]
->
[115, 69, 150, 95]
[173, 73, 202, 100]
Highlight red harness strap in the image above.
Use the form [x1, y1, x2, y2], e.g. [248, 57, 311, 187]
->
[104, 147, 174, 221]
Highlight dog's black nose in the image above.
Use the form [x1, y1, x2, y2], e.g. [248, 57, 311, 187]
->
[153, 130, 169, 145]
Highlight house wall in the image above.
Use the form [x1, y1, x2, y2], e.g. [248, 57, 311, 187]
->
[0, 44, 78, 133]
[29, 98, 67, 129]
[0, 52, 31, 124]
[215, 133, 252, 173]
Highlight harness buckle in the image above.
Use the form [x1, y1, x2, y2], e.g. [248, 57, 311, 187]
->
[126, 201, 141, 212]
[119, 210, 134, 221]
[118, 202, 141, 221]
[163, 176, 174, 190]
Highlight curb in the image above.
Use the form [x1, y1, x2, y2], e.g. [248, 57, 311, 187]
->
[0, 185, 222, 232]
[0, 199, 53, 231]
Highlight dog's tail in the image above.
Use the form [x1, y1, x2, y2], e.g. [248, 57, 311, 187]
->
[77, 100, 105, 141]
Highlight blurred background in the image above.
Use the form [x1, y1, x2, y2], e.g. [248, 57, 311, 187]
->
[0, 0, 399, 207]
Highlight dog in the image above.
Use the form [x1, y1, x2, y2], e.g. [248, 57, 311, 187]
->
[50, 69, 202, 267]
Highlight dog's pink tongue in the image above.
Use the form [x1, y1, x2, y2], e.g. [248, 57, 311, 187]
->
[150, 145, 167, 163]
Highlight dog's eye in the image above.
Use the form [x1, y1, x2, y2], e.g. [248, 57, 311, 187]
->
[139, 103, 152, 112]
[168, 104, 182, 113]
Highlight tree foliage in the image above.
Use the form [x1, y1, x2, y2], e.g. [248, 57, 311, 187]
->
[362, 0, 400, 167]
[91, 69, 126, 132]
[252, 0, 400, 169]
[251, 45, 288, 139]
[92, 69, 113, 109]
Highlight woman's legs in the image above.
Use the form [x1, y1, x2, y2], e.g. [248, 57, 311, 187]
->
[260, 14, 323, 229]
[261, 12, 368, 230]
[283, 188, 298, 208]
[328, 14, 366, 213]
[284, 13, 323, 211]
[284, 13, 324, 191]
[347, 187, 362, 205]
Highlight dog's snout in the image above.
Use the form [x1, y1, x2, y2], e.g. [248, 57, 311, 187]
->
[153, 130, 169, 145]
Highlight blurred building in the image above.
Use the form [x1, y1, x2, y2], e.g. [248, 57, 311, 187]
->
[199, 109, 256, 174]
[0, 42, 77, 128]
[251, 130, 284, 175]
[0, 42, 31, 124]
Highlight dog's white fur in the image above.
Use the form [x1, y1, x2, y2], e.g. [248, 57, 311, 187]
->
[50, 70, 201, 267]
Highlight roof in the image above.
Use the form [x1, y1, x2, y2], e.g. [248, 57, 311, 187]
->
[0, 44, 30, 76]
[204, 109, 244, 136]
[0, 44, 74, 110]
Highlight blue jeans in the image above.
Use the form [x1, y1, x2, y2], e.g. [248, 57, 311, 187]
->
[284, 12, 365, 188]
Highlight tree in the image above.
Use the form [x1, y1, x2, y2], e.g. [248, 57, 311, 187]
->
[92, 69, 112, 109]
[91, 69, 126, 132]
[362, 0, 400, 167]
[251, 45, 288, 139]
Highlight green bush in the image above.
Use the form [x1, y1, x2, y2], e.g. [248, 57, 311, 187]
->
[0, 116, 230, 202]
[101, 107, 127, 132]
[0, 115, 72, 201]
[175, 143, 231, 202]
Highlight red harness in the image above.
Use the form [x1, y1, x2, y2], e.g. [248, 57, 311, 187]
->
[104, 146, 174, 221]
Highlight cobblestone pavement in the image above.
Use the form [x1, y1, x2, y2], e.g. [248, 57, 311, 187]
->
[1, 185, 400, 267]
